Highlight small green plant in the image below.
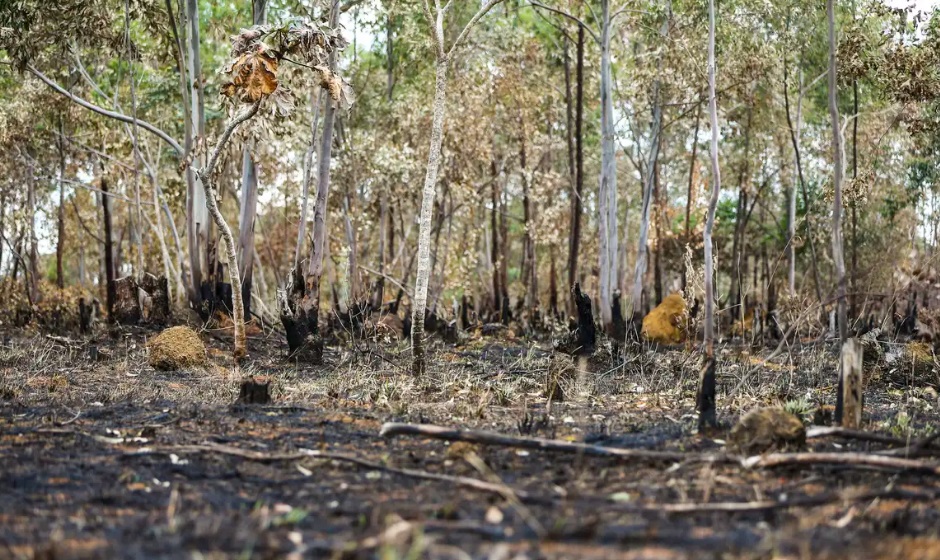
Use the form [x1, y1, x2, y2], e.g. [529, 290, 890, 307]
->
[783, 397, 813, 423]
[882, 411, 913, 438]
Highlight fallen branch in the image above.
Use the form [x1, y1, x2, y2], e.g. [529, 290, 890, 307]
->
[806, 426, 912, 447]
[743, 451, 940, 475]
[380, 422, 735, 464]
[126, 442, 550, 504]
[122, 442, 940, 518]
[879, 431, 940, 458]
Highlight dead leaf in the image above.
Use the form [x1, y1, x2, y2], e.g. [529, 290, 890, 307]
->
[222, 52, 279, 103]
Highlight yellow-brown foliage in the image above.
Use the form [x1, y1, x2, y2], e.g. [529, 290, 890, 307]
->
[641, 293, 688, 344]
[729, 407, 806, 454]
[148, 326, 208, 371]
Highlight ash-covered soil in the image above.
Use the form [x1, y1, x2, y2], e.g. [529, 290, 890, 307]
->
[1, 329, 939, 559]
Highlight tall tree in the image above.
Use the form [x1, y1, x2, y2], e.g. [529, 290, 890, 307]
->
[237, 0, 268, 321]
[631, 1, 668, 322]
[699, 0, 721, 432]
[828, 0, 849, 421]
[411, 0, 505, 375]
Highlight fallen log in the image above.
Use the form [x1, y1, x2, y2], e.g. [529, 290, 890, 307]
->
[379, 422, 732, 464]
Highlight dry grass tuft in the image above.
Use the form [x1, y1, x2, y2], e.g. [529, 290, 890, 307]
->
[729, 407, 806, 454]
[641, 292, 687, 344]
[148, 326, 209, 371]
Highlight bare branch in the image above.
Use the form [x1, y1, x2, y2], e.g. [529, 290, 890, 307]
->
[27, 64, 185, 157]
[527, 1, 600, 44]
[447, 0, 507, 58]
[198, 101, 262, 180]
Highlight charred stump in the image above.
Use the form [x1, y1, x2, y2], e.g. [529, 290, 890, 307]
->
[78, 297, 97, 334]
[278, 268, 323, 363]
[199, 279, 234, 322]
[112, 276, 141, 325]
[697, 357, 718, 432]
[460, 295, 472, 330]
[139, 273, 170, 325]
[237, 376, 271, 405]
[610, 290, 627, 348]
[556, 283, 595, 356]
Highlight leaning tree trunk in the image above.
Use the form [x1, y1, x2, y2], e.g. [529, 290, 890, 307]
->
[195, 101, 261, 362]
[828, 0, 849, 422]
[700, 0, 721, 432]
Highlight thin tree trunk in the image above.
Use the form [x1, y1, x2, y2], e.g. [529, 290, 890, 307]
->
[729, 102, 753, 322]
[520, 131, 538, 316]
[783, 52, 822, 302]
[567, 23, 585, 316]
[411, 0, 503, 374]
[56, 120, 66, 289]
[828, 0, 849, 421]
[235, 0, 267, 321]
[288, 0, 341, 364]
[342, 189, 360, 302]
[682, 98, 702, 291]
[238, 148, 259, 320]
[27, 161, 40, 304]
[597, 0, 618, 328]
[186, 0, 210, 305]
[102, 176, 116, 321]
[700, 0, 721, 432]
[295, 90, 323, 268]
[196, 101, 261, 361]
[386, 9, 395, 101]
[631, 7, 667, 319]
[126, 0, 145, 278]
[490, 162, 501, 316]
[851, 79, 858, 321]
[412, 57, 448, 374]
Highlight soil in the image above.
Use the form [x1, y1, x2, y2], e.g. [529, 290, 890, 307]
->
[1, 326, 939, 559]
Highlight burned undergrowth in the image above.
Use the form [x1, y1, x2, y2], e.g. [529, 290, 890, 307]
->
[1, 327, 939, 559]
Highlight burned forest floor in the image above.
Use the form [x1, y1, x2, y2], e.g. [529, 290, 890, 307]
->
[2, 323, 940, 560]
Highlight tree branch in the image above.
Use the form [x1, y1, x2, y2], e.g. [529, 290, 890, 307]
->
[447, 0, 506, 58]
[26, 64, 185, 157]
[527, 1, 600, 44]
[198, 101, 261, 180]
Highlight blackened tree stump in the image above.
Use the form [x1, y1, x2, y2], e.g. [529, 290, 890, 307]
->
[555, 283, 596, 356]
[237, 376, 271, 405]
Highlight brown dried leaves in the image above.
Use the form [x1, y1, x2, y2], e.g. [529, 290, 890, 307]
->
[221, 52, 279, 103]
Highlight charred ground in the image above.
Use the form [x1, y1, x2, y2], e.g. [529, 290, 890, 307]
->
[1, 326, 940, 560]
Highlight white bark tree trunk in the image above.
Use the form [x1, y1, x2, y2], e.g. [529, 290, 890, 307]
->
[294, 89, 323, 269]
[828, 0, 850, 423]
[631, 4, 667, 318]
[412, 56, 448, 375]
[186, 0, 209, 302]
[828, 0, 847, 341]
[700, 0, 722, 431]
[597, 0, 618, 328]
